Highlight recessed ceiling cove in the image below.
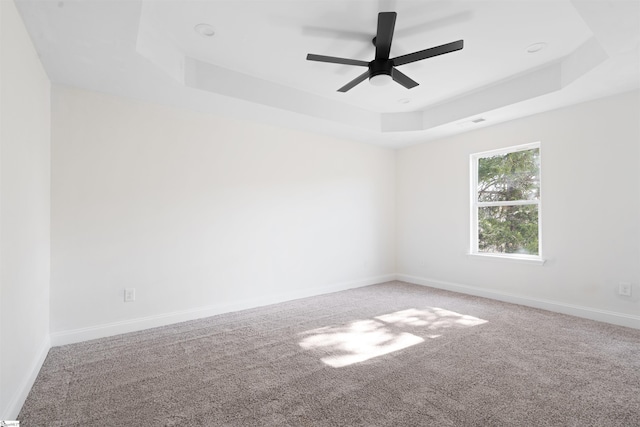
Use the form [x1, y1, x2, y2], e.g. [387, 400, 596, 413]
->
[16, 0, 640, 146]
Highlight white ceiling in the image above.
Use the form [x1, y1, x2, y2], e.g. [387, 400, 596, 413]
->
[15, 0, 640, 147]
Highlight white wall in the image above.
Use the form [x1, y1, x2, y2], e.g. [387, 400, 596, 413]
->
[0, 0, 51, 419]
[50, 86, 396, 342]
[397, 90, 640, 326]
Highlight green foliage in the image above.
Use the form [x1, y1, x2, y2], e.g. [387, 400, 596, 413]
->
[478, 206, 538, 254]
[477, 148, 539, 255]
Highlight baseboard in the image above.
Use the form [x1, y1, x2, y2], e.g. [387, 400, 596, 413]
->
[42, 271, 640, 346]
[50, 274, 396, 347]
[397, 274, 640, 330]
[2, 335, 51, 420]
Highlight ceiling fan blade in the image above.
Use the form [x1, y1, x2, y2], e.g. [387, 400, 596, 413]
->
[375, 12, 397, 60]
[392, 39, 463, 66]
[307, 54, 369, 67]
[338, 70, 370, 92]
[391, 68, 419, 89]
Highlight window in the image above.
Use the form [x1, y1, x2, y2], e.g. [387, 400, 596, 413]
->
[470, 142, 541, 261]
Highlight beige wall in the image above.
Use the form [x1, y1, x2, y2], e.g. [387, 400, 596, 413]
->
[50, 86, 396, 341]
[0, 0, 51, 419]
[397, 90, 640, 325]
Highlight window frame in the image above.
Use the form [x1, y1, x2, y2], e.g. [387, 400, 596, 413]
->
[469, 142, 544, 264]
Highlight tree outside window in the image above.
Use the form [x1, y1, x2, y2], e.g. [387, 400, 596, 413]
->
[471, 143, 541, 258]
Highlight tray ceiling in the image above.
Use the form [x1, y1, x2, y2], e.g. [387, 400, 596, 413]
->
[15, 0, 640, 147]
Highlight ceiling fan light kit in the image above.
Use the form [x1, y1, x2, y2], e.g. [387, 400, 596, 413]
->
[369, 74, 393, 86]
[307, 12, 464, 92]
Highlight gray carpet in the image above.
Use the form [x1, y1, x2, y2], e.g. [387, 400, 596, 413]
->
[19, 281, 640, 426]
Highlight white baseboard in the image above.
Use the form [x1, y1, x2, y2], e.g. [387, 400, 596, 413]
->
[2, 336, 51, 420]
[47, 272, 640, 347]
[50, 274, 396, 347]
[397, 273, 640, 330]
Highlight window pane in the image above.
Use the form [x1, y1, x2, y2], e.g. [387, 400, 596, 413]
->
[478, 205, 538, 255]
[478, 148, 540, 202]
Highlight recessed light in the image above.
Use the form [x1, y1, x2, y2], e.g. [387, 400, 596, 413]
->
[397, 98, 411, 104]
[526, 42, 547, 53]
[194, 23, 215, 38]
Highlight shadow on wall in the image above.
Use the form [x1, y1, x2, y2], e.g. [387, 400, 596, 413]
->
[298, 308, 488, 368]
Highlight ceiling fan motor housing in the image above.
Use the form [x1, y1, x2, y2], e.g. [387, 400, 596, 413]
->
[369, 59, 393, 78]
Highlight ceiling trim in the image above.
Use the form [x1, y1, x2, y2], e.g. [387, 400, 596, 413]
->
[135, 0, 621, 135]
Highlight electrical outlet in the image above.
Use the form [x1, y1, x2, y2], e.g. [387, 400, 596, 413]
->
[618, 282, 631, 297]
[124, 288, 136, 302]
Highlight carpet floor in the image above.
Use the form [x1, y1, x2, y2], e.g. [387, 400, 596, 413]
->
[18, 281, 640, 426]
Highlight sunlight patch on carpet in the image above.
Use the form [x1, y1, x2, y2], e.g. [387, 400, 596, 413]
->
[299, 307, 487, 368]
[376, 307, 488, 329]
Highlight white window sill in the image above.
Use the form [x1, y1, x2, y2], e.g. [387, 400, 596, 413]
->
[467, 253, 546, 266]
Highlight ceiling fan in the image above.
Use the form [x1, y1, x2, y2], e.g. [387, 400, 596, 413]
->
[306, 12, 464, 92]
